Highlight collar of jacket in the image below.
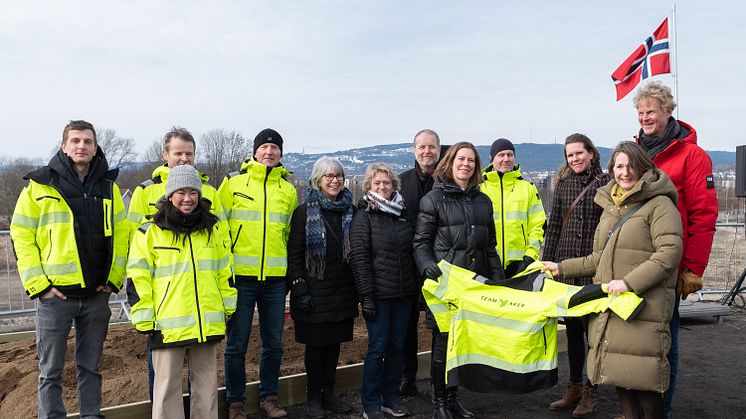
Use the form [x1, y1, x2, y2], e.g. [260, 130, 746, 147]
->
[25, 147, 118, 186]
[239, 158, 292, 180]
[151, 163, 210, 183]
[433, 181, 481, 196]
[482, 164, 522, 184]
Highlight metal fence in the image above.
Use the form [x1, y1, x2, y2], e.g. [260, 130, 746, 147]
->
[2, 222, 745, 317]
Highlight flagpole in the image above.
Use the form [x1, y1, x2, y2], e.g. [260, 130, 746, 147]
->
[672, 3, 679, 118]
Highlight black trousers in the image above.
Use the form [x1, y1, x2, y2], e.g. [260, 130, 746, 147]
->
[565, 316, 592, 385]
[304, 343, 341, 392]
[402, 295, 421, 383]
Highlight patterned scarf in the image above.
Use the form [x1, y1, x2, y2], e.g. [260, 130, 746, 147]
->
[305, 187, 353, 279]
[363, 190, 405, 217]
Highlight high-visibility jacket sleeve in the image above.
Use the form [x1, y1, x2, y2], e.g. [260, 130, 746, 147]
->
[127, 184, 149, 241]
[422, 279, 453, 333]
[552, 281, 645, 321]
[127, 225, 156, 333]
[215, 225, 237, 316]
[109, 183, 130, 292]
[524, 183, 546, 261]
[10, 183, 52, 298]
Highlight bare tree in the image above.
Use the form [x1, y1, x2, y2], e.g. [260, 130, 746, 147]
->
[0, 157, 44, 229]
[141, 138, 164, 165]
[198, 129, 250, 183]
[97, 128, 137, 168]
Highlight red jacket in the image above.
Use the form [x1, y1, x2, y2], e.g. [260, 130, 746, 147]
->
[637, 120, 717, 276]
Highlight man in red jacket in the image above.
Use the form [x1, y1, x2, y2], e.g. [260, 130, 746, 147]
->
[634, 81, 718, 419]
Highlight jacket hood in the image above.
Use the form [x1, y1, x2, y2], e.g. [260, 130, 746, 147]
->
[151, 163, 210, 183]
[596, 168, 677, 208]
[240, 157, 292, 180]
[26, 146, 117, 185]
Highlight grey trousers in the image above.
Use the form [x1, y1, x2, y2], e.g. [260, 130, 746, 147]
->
[36, 291, 111, 419]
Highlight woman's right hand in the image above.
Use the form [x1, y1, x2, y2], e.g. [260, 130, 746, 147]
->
[541, 261, 559, 277]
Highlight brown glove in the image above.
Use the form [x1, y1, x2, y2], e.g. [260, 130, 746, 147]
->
[677, 269, 703, 300]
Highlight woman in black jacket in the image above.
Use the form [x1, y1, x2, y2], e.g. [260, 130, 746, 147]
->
[542, 133, 610, 416]
[351, 162, 419, 419]
[287, 157, 357, 419]
[413, 142, 505, 419]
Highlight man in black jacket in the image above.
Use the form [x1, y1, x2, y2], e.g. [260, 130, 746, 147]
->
[398, 129, 441, 396]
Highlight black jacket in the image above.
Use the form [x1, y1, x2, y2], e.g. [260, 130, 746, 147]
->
[287, 203, 358, 323]
[399, 163, 436, 225]
[350, 198, 419, 300]
[25, 147, 118, 298]
[413, 181, 503, 279]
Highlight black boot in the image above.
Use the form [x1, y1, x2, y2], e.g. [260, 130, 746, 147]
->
[307, 390, 326, 419]
[322, 385, 353, 414]
[432, 361, 454, 419]
[447, 387, 475, 418]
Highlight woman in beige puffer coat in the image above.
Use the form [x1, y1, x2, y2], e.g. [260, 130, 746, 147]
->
[544, 141, 682, 419]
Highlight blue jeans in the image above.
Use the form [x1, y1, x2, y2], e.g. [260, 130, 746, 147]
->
[36, 291, 111, 419]
[224, 279, 286, 403]
[663, 299, 680, 419]
[361, 297, 413, 413]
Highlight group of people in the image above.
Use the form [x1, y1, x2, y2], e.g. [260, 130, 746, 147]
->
[9, 81, 717, 419]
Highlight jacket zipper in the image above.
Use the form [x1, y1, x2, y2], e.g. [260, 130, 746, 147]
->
[499, 176, 506, 267]
[259, 173, 269, 280]
[47, 229, 53, 260]
[156, 281, 171, 316]
[542, 327, 547, 354]
[231, 224, 243, 253]
[188, 234, 205, 341]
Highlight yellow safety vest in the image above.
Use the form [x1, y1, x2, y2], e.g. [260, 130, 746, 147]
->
[422, 260, 644, 393]
[11, 180, 129, 298]
[218, 158, 298, 280]
[481, 165, 546, 267]
[127, 222, 237, 346]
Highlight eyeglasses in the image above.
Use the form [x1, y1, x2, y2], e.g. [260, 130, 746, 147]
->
[323, 173, 345, 181]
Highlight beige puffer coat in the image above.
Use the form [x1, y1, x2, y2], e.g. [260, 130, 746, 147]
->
[559, 168, 682, 393]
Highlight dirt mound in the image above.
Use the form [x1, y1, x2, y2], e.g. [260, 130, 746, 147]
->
[0, 316, 427, 417]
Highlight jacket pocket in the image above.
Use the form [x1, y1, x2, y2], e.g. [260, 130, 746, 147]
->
[233, 192, 254, 201]
[103, 198, 113, 237]
[156, 281, 171, 317]
[231, 224, 243, 252]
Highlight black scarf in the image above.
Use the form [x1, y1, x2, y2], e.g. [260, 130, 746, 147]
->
[639, 116, 681, 159]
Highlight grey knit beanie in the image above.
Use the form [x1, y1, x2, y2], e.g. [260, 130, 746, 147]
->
[166, 165, 202, 198]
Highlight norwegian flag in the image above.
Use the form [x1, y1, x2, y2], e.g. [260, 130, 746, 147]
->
[611, 18, 671, 101]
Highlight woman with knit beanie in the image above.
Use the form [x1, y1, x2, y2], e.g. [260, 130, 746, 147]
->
[287, 157, 358, 419]
[127, 164, 236, 419]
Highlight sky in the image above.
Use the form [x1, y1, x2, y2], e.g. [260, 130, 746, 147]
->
[2, 0, 744, 160]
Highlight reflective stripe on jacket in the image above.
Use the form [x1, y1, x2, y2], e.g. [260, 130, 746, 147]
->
[481, 165, 546, 267]
[11, 180, 128, 298]
[127, 164, 225, 238]
[218, 158, 298, 280]
[422, 260, 644, 394]
[127, 222, 236, 347]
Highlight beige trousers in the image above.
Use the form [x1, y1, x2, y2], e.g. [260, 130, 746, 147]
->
[152, 342, 218, 419]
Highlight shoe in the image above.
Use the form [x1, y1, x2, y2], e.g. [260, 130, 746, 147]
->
[446, 388, 474, 418]
[259, 396, 288, 418]
[228, 402, 247, 419]
[322, 390, 353, 413]
[382, 403, 411, 417]
[399, 380, 419, 397]
[363, 411, 386, 419]
[307, 390, 326, 419]
[548, 381, 583, 411]
[571, 385, 598, 418]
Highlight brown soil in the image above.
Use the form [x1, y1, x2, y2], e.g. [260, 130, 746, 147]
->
[0, 315, 429, 418]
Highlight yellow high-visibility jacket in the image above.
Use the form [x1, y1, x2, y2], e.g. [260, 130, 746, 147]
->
[127, 222, 236, 348]
[127, 164, 225, 239]
[422, 261, 644, 394]
[218, 158, 297, 280]
[481, 165, 546, 267]
[11, 175, 129, 298]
